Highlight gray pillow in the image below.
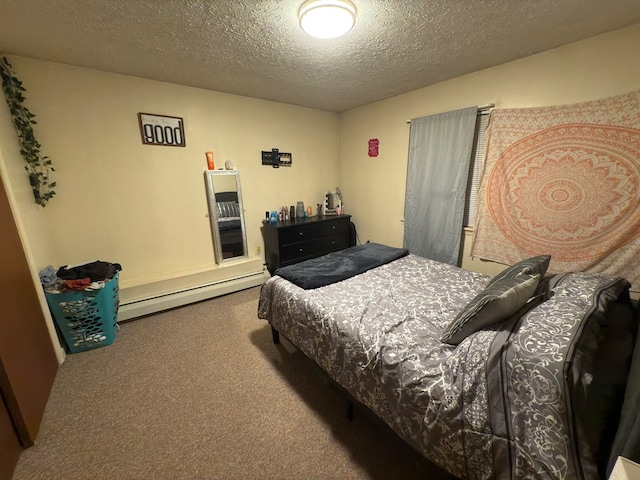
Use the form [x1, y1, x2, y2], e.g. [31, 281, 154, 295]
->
[440, 273, 541, 345]
[487, 255, 551, 287]
[216, 201, 240, 218]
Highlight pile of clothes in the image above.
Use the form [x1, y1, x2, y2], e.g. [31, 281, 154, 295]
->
[40, 260, 122, 293]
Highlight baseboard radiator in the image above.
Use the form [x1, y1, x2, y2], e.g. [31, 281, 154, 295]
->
[117, 271, 265, 322]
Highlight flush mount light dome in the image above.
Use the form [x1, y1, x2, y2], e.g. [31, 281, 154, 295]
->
[299, 0, 356, 39]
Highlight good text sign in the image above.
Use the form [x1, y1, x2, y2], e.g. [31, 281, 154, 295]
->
[138, 113, 186, 147]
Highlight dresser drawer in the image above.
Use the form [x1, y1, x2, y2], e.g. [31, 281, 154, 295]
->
[279, 218, 348, 245]
[261, 214, 352, 275]
[280, 233, 348, 263]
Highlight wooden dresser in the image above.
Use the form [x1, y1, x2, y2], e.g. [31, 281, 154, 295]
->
[261, 214, 352, 275]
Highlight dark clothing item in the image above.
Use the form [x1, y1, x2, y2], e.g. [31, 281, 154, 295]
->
[57, 261, 122, 282]
[275, 243, 408, 289]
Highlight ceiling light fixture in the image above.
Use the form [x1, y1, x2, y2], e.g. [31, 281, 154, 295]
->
[298, 0, 357, 39]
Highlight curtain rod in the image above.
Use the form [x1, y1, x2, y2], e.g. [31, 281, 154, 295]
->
[406, 103, 495, 124]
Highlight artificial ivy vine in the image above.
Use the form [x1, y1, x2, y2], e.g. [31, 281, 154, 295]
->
[0, 53, 56, 207]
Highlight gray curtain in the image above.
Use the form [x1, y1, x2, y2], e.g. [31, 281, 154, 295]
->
[403, 106, 478, 265]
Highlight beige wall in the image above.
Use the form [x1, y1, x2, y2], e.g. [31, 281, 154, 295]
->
[3, 23, 640, 322]
[0, 57, 340, 305]
[0, 84, 57, 272]
[0, 66, 66, 362]
[339, 23, 640, 282]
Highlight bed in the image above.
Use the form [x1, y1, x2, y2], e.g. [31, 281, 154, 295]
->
[257, 243, 639, 479]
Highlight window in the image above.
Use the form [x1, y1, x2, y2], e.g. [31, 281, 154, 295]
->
[463, 109, 490, 227]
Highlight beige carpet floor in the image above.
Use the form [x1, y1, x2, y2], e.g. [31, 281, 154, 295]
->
[12, 286, 454, 480]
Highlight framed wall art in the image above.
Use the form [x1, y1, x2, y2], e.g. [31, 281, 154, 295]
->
[138, 113, 186, 147]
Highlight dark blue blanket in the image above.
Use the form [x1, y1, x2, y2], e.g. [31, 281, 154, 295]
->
[275, 242, 409, 289]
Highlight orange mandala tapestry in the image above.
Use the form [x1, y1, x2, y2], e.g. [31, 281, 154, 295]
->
[472, 90, 640, 288]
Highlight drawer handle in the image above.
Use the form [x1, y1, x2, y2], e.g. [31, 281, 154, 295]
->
[332, 226, 336, 229]
[299, 248, 303, 252]
[299, 232, 304, 236]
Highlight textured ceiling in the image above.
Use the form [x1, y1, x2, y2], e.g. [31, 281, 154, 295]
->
[1, 0, 640, 112]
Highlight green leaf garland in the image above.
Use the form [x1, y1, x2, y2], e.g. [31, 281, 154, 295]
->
[0, 53, 56, 206]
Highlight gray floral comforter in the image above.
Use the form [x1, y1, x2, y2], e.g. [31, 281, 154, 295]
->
[257, 254, 632, 479]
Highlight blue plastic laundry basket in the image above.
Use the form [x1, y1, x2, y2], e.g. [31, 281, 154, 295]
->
[45, 273, 120, 353]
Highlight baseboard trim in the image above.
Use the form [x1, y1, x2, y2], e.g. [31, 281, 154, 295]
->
[117, 271, 265, 321]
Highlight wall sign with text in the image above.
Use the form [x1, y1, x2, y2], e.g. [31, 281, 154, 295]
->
[138, 113, 186, 147]
[368, 138, 379, 157]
